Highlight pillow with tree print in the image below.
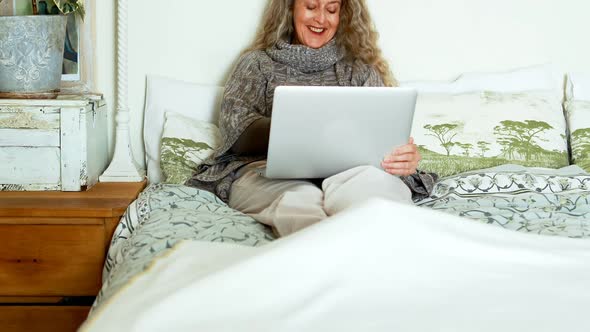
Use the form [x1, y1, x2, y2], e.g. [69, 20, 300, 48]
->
[565, 73, 590, 172]
[410, 91, 569, 177]
[160, 111, 221, 184]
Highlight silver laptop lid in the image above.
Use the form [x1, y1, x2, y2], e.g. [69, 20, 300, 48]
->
[265, 86, 417, 179]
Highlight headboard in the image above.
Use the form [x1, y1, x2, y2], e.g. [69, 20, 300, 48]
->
[121, 0, 590, 170]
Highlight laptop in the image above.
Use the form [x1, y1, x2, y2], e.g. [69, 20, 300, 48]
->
[261, 86, 417, 179]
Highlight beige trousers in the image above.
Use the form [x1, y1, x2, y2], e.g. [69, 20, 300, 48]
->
[229, 161, 413, 237]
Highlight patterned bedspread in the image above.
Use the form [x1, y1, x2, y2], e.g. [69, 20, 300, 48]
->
[92, 184, 275, 311]
[418, 165, 590, 238]
[92, 165, 590, 312]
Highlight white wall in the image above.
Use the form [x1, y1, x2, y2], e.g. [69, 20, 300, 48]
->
[95, 0, 116, 156]
[95, 0, 590, 169]
[373, 0, 590, 81]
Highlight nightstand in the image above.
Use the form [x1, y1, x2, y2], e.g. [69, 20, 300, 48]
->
[0, 181, 145, 332]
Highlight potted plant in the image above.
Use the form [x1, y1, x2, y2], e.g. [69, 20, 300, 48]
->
[0, 0, 85, 99]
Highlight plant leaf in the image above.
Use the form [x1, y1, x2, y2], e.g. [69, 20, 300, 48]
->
[50, 0, 85, 21]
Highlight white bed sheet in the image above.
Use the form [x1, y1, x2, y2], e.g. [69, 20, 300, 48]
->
[81, 198, 590, 332]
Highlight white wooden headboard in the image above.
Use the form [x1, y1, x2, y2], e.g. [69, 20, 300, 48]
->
[120, 0, 590, 169]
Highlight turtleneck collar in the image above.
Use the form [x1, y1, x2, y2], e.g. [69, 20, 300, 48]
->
[265, 38, 345, 73]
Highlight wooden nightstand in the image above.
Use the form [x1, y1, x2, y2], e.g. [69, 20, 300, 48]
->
[0, 181, 145, 332]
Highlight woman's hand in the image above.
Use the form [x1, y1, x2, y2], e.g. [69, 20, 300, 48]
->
[381, 137, 421, 176]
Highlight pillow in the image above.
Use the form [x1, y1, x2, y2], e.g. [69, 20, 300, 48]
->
[143, 76, 224, 183]
[160, 112, 221, 184]
[566, 73, 590, 101]
[402, 64, 563, 94]
[403, 65, 568, 177]
[565, 73, 590, 172]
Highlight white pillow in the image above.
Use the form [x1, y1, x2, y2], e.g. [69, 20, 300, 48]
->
[401, 64, 563, 95]
[143, 76, 224, 183]
[566, 73, 590, 101]
[160, 112, 221, 184]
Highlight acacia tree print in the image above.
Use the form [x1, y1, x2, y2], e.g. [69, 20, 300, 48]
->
[424, 123, 460, 156]
[493, 120, 552, 160]
[571, 128, 590, 160]
[161, 138, 213, 168]
[477, 141, 491, 157]
[160, 137, 214, 183]
[456, 142, 473, 157]
[496, 137, 518, 159]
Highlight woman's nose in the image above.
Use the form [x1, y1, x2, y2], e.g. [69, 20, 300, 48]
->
[315, 11, 326, 24]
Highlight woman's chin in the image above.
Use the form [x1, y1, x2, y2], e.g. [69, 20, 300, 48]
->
[303, 39, 330, 49]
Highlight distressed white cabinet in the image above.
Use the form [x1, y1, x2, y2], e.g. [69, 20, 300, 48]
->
[0, 95, 108, 191]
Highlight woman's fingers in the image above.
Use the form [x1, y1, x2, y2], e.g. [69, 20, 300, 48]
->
[384, 153, 420, 163]
[382, 160, 418, 169]
[382, 138, 421, 176]
[381, 162, 418, 173]
[385, 146, 421, 163]
[393, 143, 417, 155]
[381, 165, 417, 176]
[381, 159, 419, 175]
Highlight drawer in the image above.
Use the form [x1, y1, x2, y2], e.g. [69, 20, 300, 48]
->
[0, 224, 104, 296]
[0, 306, 90, 332]
[0, 128, 60, 147]
[0, 147, 61, 190]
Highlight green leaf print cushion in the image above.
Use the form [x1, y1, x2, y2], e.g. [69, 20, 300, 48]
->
[565, 73, 590, 173]
[410, 91, 569, 177]
[160, 111, 221, 184]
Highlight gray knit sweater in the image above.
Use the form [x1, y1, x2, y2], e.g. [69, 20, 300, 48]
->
[187, 39, 437, 201]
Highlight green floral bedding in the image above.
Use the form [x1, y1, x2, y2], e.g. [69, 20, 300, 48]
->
[92, 184, 275, 311]
[418, 165, 590, 238]
[92, 165, 590, 312]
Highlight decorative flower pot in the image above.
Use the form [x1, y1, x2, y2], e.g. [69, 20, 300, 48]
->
[0, 15, 67, 99]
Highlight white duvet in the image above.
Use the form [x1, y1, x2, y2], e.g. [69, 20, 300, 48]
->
[81, 198, 590, 332]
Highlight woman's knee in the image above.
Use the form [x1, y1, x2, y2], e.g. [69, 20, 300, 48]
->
[323, 165, 413, 215]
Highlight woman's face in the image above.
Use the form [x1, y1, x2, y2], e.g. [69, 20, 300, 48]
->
[293, 0, 341, 49]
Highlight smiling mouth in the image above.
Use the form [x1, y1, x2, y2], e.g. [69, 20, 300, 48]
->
[308, 26, 325, 33]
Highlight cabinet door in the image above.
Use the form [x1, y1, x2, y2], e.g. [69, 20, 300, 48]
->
[0, 223, 104, 296]
[0, 306, 90, 332]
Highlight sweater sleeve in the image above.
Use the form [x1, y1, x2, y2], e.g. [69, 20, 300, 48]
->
[401, 171, 439, 202]
[362, 65, 385, 87]
[215, 51, 269, 158]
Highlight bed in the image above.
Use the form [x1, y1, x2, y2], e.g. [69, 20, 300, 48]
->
[81, 0, 590, 331]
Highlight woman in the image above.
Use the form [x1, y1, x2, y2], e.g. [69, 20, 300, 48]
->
[188, 0, 437, 236]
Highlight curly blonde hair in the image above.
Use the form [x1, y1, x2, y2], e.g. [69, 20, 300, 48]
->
[245, 0, 397, 86]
